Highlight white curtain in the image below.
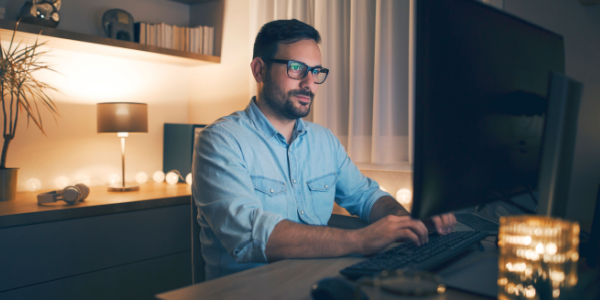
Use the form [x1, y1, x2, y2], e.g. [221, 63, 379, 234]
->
[250, 0, 411, 166]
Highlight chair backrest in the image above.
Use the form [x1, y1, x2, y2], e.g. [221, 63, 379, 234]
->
[191, 197, 205, 283]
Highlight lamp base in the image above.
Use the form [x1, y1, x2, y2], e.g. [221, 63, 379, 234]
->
[108, 184, 140, 192]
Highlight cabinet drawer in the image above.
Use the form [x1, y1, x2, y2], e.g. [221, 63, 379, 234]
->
[0, 251, 191, 300]
[0, 204, 190, 292]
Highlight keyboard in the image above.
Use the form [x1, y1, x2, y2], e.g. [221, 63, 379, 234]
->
[340, 231, 488, 279]
[455, 213, 499, 232]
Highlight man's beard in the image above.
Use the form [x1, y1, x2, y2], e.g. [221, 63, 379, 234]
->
[262, 73, 314, 120]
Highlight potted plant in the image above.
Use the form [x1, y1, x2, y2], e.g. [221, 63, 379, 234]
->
[0, 21, 59, 200]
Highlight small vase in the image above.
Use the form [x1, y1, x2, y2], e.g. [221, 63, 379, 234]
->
[0, 168, 18, 201]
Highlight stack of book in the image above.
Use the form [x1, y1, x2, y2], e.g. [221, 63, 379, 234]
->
[134, 22, 215, 56]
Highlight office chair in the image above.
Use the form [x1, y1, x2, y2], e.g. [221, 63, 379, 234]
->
[191, 195, 205, 283]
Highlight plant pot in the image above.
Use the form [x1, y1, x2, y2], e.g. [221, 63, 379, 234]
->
[0, 168, 18, 201]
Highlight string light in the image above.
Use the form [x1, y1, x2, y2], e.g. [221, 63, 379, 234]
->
[166, 172, 179, 185]
[153, 171, 165, 183]
[186, 173, 193, 185]
[396, 188, 412, 205]
[108, 173, 120, 186]
[26, 178, 42, 192]
[135, 172, 148, 184]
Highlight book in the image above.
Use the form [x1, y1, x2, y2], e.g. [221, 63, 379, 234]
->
[208, 26, 214, 55]
[203, 26, 208, 55]
[134, 22, 141, 43]
[141, 23, 146, 45]
[191, 27, 195, 53]
[196, 26, 204, 54]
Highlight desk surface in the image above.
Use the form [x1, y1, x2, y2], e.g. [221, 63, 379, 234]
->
[157, 237, 498, 300]
[0, 182, 191, 228]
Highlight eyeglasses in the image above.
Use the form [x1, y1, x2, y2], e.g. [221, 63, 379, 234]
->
[263, 58, 329, 84]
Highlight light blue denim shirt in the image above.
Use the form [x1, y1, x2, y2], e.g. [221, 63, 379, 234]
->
[192, 98, 391, 280]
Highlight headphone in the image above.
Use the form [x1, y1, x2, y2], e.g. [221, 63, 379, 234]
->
[37, 183, 90, 205]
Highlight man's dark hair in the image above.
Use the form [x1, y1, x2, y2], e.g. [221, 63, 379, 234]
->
[253, 19, 321, 60]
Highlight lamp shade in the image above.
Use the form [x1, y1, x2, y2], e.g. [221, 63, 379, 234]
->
[97, 102, 148, 133]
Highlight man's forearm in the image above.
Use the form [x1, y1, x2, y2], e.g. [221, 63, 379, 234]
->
[264, 220, 359, 262]
[369, 196, 410, 223]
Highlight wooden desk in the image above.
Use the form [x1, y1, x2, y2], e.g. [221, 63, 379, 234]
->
[0, 183, 193, 300]
[156, 237, 498, 300]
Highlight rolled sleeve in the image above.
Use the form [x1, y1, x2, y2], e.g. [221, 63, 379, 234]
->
[192, 125, 283, 263]
[327, 131, 393, 223]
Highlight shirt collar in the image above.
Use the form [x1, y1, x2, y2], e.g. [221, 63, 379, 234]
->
[245, 97, 279, 139]
[245, 97, 309, 140]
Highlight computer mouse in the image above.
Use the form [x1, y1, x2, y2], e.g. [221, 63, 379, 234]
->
[310, 277, 368, 300]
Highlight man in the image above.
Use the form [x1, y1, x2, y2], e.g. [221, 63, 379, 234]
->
[192, 19, 456, 280]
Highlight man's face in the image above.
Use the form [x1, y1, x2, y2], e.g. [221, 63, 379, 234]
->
[261, 39, 322, 120]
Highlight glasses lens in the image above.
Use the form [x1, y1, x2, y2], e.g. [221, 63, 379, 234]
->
[315, 71, 327, 83]
[288, 61, 307, 79]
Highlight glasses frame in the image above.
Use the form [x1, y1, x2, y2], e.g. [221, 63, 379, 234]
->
[263, 58, 329, 84]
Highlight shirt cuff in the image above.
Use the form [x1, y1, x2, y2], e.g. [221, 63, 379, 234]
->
[231, 209, 284, 263]
[362, 189, 394, 223]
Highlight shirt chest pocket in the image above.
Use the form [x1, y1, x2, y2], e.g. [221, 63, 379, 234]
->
[250, 176, 287, 213]
[306, 173, 339, 224]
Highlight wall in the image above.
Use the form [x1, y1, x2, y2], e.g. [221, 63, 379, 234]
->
[504, 0, 600, 230]
[187, 0, 251, 124]
[1, 0, 189, 37]
[6, 47, 190, 191]
[0, 1, 192, 191]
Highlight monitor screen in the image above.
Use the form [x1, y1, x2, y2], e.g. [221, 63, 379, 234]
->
[412, 0, 565, 219]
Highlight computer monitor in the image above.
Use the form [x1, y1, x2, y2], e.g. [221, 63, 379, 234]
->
[411, 0, 566, 220]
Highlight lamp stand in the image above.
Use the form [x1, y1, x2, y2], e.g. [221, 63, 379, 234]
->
[108, 132, 139, 192]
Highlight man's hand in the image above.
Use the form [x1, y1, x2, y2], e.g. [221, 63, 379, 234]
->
[426, 213, 457, 235]
[353, 215, 429, 256]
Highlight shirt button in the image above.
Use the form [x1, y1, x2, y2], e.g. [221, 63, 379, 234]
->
[270, 189, 274, 193]
[292, 179, 296, 184]
[300, 210, 304, 215]
[324, 185, 328, 189]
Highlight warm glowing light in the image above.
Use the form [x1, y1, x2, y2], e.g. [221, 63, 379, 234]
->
[55, 176, 70, 189]
[153, 171, 165, 183]
[396, 188, 412, 205]
[380, 186, 386, 192]
[77, 175, 92, 186]
[166, 172, 179, 185]
[536, 243, 545, 254]
[135, 172, 148, 185]
[571, 252, 579, 262]
[186, 173, 193, 185]
[26, 178, 42, 192]
[553, 289, 560, 298]
[108, 173, 121, 185]
[498, 216, 579, 300]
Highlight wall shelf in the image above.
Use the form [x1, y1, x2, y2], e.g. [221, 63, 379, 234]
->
[0, 19, 220, 66]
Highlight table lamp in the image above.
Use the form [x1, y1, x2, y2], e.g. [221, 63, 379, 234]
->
[97, 102, 148, 191]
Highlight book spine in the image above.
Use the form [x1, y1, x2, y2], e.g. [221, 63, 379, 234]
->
[204, 26, 209, 55]
[198, 25, 203, 54]
[209, 26, 214, 56]
[134, 22, 140, 43]
[186, 27, 191, 52]
[141, 23, 146, 45]
[191, 27, 195, 53]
